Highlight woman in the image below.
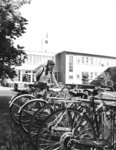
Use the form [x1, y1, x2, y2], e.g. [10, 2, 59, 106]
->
[34, 60, 59, 95]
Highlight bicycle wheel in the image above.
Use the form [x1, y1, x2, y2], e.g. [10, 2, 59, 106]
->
[19, 99, 47, 133]
[9, 94, 36, 125]
[9, 90, 29, 105]
[36, 108, 95, 150]
[28, 102, 61, 146]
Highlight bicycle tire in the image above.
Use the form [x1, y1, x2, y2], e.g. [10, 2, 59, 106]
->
[36, 108, 95, 150]
[10, 94, 35, 125]
[28, 102, 62, 146]
[19, 98, 47, 133]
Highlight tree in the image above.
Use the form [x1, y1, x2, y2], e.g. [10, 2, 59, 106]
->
[0, 0, 31, 79]
[91, 72, 113, 87]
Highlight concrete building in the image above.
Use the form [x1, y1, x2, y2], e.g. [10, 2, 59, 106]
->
[55, 51, 116, 84]
[13, 50, 57, 88]
[12, 50, 116, 89]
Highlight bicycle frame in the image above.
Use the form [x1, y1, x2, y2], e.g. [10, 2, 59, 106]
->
[66, 97, 116, 149]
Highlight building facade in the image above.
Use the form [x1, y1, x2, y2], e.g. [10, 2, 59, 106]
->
[55, 51, 116, 84]
[14, 50, 56, 85]
[13, 50, 116, 87]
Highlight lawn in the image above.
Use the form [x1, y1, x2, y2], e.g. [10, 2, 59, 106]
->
[0, 95, 35, 150]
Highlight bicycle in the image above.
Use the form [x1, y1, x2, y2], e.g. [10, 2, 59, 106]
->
[28, 87, 90, 147]
[9, 83, 48, 125]
[36, 95, 116, 150]
[18, 86, 69, 133]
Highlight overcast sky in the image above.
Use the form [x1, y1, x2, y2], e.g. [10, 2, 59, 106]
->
[15, 0, 116, 56]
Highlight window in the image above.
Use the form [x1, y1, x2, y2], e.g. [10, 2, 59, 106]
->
[90, 72, 93, 79]
[82, 57, 84, 64]
[77, 74, 80, 79]
[95, 72, 97, 77]
[69, 55, 73, 72]
[86, 57, 89, 64]
[18, 71, 20, 81]
[76, 56, 80, 64]
[90, 57, 93, 64]
[69, 75, 73, 79]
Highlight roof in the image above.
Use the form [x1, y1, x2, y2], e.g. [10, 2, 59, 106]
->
[57, 51, 116, 59]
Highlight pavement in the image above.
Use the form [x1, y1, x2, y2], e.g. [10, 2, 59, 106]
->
[0, 86, 16, 97]
[0, 86, 14, 91]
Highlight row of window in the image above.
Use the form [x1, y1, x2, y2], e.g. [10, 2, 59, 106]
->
[69, 72, 98, 80]
[68, 55, 116, 71]
[15, 70, 60, 83]
[25, 54, 55, 65]
[77, 56, 116, 66]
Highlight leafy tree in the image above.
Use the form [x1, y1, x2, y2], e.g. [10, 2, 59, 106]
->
[91, 72, 113, 87]
[0, 0, 31, 79]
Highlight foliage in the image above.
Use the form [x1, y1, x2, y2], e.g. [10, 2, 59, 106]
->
[99, 72, 113, 86]
[0, 0, 31, 79]
[91, 72, 113, 87]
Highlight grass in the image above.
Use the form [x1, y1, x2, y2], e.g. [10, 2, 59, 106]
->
[0, 94, 35, 150]
[0, 113, 36, 150]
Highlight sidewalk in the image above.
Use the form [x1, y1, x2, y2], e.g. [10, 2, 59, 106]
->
[0, 86, 14, 91]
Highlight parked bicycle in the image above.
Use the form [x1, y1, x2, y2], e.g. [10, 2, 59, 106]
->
[36, 96, 116, 150]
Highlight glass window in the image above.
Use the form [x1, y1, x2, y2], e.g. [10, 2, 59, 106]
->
[90, 72, 93, 79]
[77, 74, 80, 79]
[91, 57, 93, 64]
[69, 75, 73, 79]
[18, 71, 20, 81]
[86, 57, 89, 64]
[69, 55, 73, 72]
[95, 72, 97, 77]
[76, 56, 80, 64]
[82, 57, 84, 64]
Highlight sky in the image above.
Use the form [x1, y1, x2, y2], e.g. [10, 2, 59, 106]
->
[15, 0, 116, 56]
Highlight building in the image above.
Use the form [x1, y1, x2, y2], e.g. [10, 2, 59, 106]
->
[55, 51, 116, 84]
[12, 50, 116, 88]
[13, 50, 57, 88]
